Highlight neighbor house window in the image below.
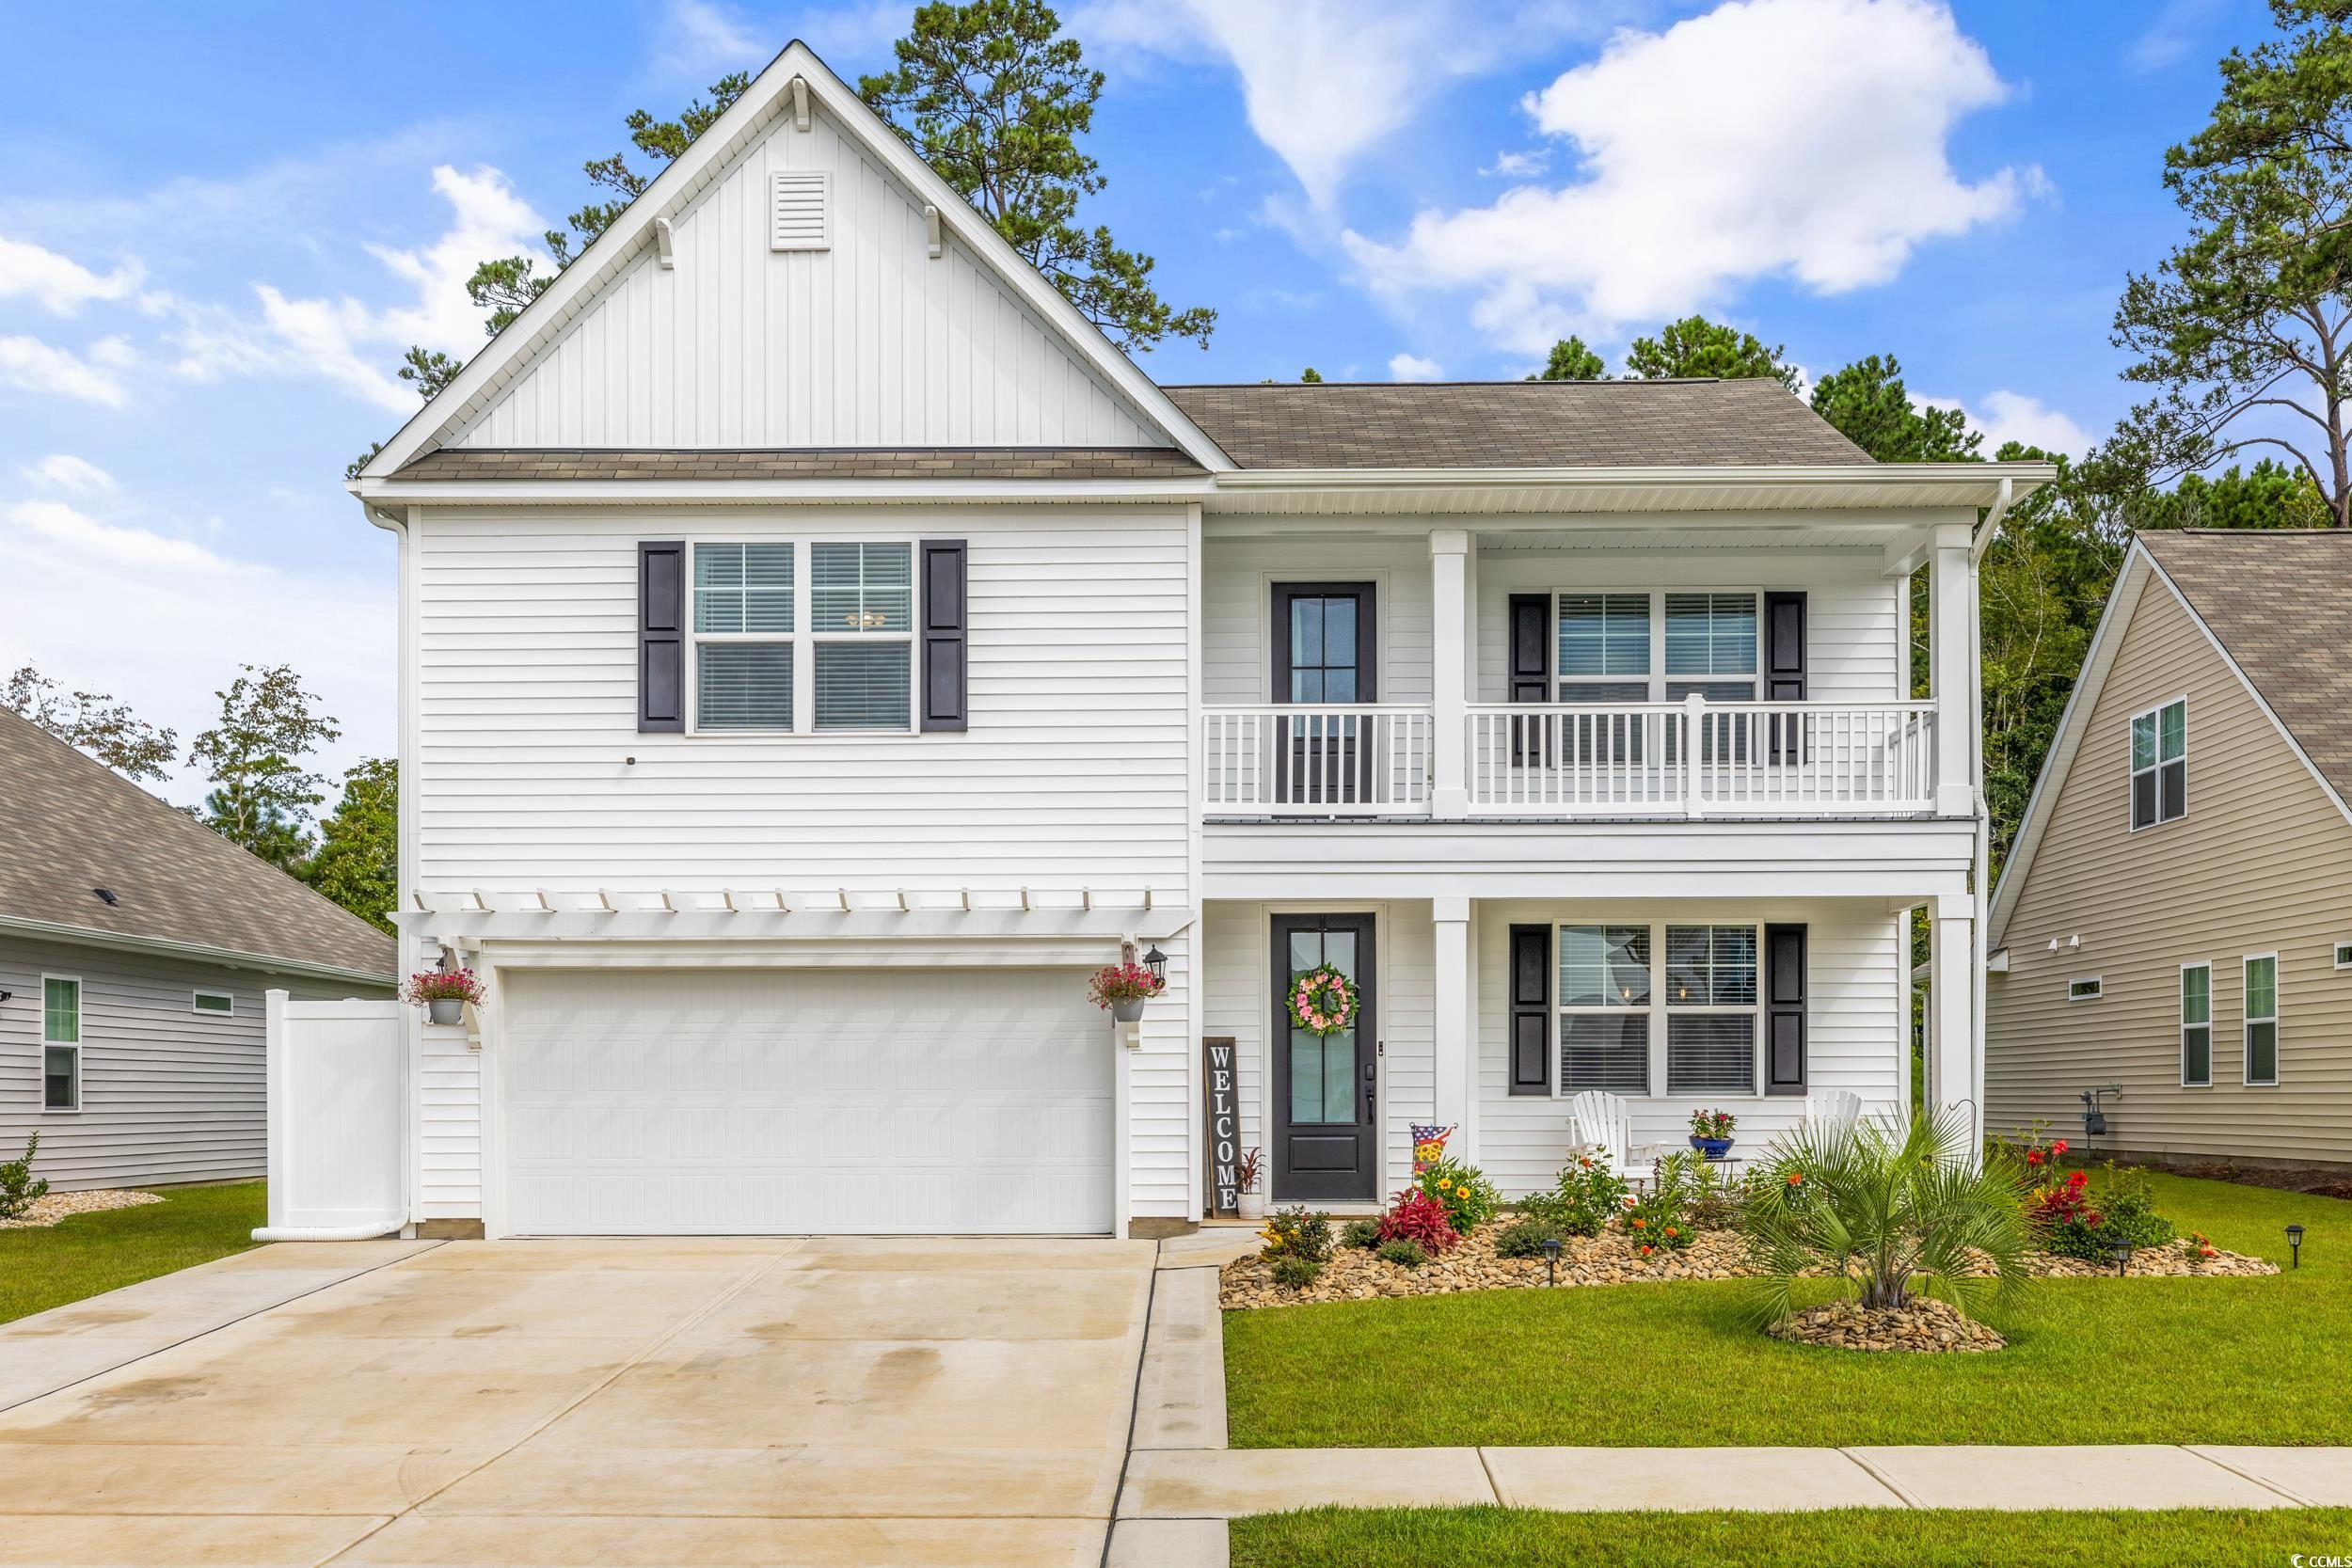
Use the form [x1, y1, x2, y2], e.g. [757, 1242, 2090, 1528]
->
[192, 990, 233, 1016]
[2130, 698, 2186, 829]
[2334, 942, 2352, 971]
[2244, 954, 2279, 1085]
[690, 541, 913, 734]
[1558, 926, 1650, 1094]
[2068, 977, 2103, 1002]
[2181, 963, 2212, 1087]
[1664, 926, 1759, 1095]
[41, 975, 79, 1111]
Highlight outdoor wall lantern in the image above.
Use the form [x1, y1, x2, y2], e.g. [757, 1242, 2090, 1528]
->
[1542, 1237, 1563, 1287]
[2287, 1224, 2306, 1269]
[1143, 945, 1168, 986]
[2109, 1242, 2134, 1277]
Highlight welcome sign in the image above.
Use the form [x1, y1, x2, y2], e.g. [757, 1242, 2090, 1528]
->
[1202, 1037, 1240, 1216]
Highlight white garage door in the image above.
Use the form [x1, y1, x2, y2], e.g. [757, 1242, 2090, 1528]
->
[501, 967, 1113, 1235]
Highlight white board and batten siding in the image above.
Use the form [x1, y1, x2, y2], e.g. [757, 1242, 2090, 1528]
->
[444, 96, 1162, 451]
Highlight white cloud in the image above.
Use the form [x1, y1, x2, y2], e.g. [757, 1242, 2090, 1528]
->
[1482, 150, 1551, 179]
[654, 0, 898, 83]
[21, 454, 116, 495]
[1925, 388, 2093, 457]
[2127, 0, 2222, 73]
[5, 499, 218, 572]
[1343, 0, 2031, 353]
[0, 232, 144, 314]
[182, 165, 545, 413]
[0, 334, 131, 407]
[1389, 352, 1445, 381]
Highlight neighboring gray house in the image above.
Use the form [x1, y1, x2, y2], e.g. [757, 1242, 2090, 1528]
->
[0, 709, 396, 1190]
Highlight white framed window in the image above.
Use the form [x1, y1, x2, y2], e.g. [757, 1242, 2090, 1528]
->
[41, 974, 80, 1112]
[688, 540, 914, 735]
[2181, 962, 2212, 1087]
[2244, 953, 2279, 1085]
[193, 990, 234, 1016]
[2068, 976, 2103, 1002]
[2130, 697, 2186, 830]
[1552, 590, 1759, 704]
[1556, 921, 1762, 1097]
[2333, 942, 2352, 971]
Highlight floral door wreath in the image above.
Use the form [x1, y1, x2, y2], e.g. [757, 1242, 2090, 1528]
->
[1288, 964, 1359, 1037]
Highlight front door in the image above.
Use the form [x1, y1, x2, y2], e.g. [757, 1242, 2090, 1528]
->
[1272, 583, 1375, 807]
[1270, 913, 1378, 1203]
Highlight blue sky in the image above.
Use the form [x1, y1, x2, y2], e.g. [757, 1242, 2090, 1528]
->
[0, 0, 2271, 800]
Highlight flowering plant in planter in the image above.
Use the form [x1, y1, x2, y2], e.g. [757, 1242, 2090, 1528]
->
[1087, 961, 1165, 1021]
[404, 969, 483, 1006]
[1690, 1108, 1737, 1140]
[1286, 964, 1358, 1037]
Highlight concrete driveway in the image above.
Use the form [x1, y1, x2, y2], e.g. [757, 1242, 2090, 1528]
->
[0, 1235, 1157, 1567]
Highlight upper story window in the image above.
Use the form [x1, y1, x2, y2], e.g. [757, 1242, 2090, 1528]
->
[2130, 698, 2185, 830]
[1554, 591, 1758, 705]
[690, 541, 913, 734]
[42, 975, 79, 1111]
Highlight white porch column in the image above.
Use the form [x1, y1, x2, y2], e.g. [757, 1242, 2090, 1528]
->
[1430, 529, 1470, 818]
[1432, 895, 1474, 1159]
[1928, 521, 1975, 817]
[1929, 893, 1979, 1158]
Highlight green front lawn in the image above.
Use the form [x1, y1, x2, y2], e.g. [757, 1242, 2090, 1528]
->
[1226, 1171, 2351, 1448]
[1232, 1508, 2352, 1568]
[0, 1181, 266, 1325]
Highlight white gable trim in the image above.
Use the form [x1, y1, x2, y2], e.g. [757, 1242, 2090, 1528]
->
[1987, 540, 2352, 949]
[358, 40, 1230, 480]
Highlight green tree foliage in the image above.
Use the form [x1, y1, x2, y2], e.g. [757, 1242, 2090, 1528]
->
[861, 0, 1214, 353]
[304, 758, 398, 933]
[2110, 0, 2352, 525]
[186, 664, 342, 873]
[1528, 336, 1607, 381]
[1808, 355, 1980, 462]
[1624, 314, 1800, 390]
[3, 664, 177, 784]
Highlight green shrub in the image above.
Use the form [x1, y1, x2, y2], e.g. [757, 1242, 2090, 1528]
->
[1260, 1205, 1334, 1263]
[1519, 1151, 1630, 1237]
[1494, 1216, 1563, 1259]
[1416, 1157, 1502, 1233]
[2036, 1163, 2177, 1261]
[1268, 1254, 1321, 1289]
[0, 1134, 48, 1222]
[1375, 1237, 1428, 1269]
[1342, 1216, 1383, 1249]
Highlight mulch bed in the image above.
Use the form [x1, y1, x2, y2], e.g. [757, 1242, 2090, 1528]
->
[1219, 1223, 2276, 1310]
[2167, 1161, 2352, 1202]
[0, 1189, 165, 1231]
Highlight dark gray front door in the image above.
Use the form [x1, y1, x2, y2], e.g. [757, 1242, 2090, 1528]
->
[1271, 912, 1377, 1203]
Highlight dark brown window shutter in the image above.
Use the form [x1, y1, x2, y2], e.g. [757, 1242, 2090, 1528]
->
[920, 539, 968, 732]
[1764, 591, 1806, 763]
[1509, 923, 1551, 1095]
[638, 541, 684, 734]
[1507, 593, 1549, 765]
[1765, 923, 1807, 1096]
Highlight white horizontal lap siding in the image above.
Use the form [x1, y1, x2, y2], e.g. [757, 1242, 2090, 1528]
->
[1203, 539, 1435, 705]
[1474, 903, 1902, 1196]
[419, 1031, 481, 1218]
[449, 101, 1159, 450]
[0, 935, 385, 1191]
[411, 507, 1190, 892]
[1127, 932, 1195, 1219]
[1474, 546, 1900, 703]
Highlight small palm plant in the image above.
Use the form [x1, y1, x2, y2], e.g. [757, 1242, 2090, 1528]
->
[1738, 1106, 2030, 1326]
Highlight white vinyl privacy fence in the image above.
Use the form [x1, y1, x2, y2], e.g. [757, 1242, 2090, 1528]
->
[257, 991, 406, 1241]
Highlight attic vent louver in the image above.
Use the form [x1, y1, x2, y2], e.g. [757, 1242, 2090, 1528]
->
[770, 170, 830, 252]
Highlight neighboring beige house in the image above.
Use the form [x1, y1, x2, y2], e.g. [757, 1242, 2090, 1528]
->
[1986, 529, 2352, 1169]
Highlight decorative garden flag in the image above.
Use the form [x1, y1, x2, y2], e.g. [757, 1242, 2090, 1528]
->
[1411, 1124, 1454, 1177]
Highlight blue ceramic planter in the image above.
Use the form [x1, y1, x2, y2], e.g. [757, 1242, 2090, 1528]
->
[1689, 1135, 1734, 1160]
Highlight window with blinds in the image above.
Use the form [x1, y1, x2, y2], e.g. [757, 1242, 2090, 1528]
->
[686, 541, 914, 733]
[697, 643, 794, 730]
[1559, 926, 1651, 1092]
[1664, 925, 1757, 1094]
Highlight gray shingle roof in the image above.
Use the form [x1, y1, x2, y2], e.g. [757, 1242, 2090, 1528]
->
[395, 447, 1207, 482]
[2137, 528, 2352, 805]
[1163, 378, 1873, 469]
[0, 710, 396, 980]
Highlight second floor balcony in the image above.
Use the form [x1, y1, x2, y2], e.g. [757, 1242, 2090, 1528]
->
[1202, 695, 1939, 819]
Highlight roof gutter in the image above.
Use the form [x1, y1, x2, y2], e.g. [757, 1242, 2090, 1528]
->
[0, 914, 395, 990]
[1214, 460, 2055, 498]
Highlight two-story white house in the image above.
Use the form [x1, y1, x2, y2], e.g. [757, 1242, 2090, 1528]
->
[349, 42, 2046, 1241]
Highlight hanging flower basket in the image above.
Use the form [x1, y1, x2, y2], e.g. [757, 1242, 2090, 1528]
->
[1287, 964, 1359, 1037]
[405, 968, 483, 1026]
[1089, 961, 1165, 1022]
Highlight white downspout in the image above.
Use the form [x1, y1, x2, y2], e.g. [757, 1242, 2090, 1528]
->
[1966, 478, 2010, 1155]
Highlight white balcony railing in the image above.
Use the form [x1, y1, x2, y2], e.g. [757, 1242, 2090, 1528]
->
[1202, 705, 1435, 816]
[1466, 698, 1937, 816]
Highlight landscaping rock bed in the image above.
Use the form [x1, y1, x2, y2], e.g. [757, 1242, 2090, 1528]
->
[0, 1189, 164, 1231]
[1765, 1295, 2006, 1354]
[1219, 1224, 2279, 1309]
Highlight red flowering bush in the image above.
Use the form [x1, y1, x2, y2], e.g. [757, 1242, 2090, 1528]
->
[1377, 1187, 1459, 1254]
[1087, 961, 1165, 1008]
[404, 967, 483, 1006]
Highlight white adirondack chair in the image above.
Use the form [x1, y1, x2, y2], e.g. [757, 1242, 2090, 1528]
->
[1566, 1090, 1639, 1179]
[1804, 1088, 1864, 1142]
